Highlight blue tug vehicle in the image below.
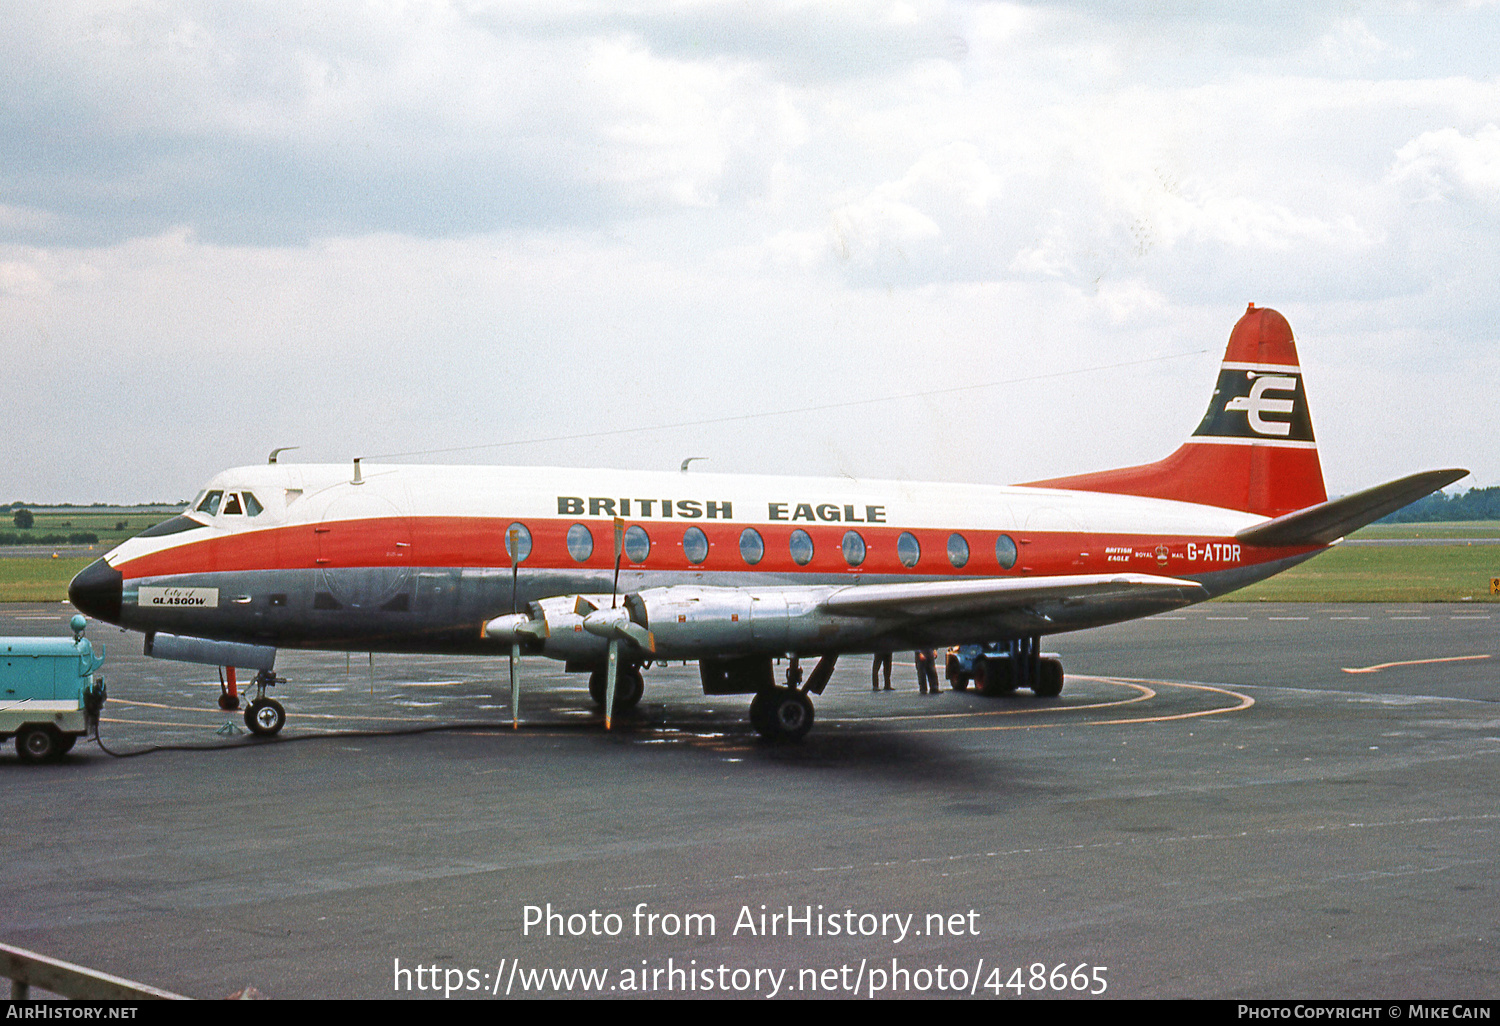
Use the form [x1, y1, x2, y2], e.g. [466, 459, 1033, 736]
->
[1, 615, 106, 762]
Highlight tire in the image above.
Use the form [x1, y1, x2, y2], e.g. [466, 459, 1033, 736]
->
[616, 667, 644, 712]
[217, 692, 241, 711]
[245, 698, 286, 736]
[17, 725, 62, 763]
[976, 658, 1016, 698]
[590, 667, 643, 711]
[749, 690, 776, 737]
[768, 688, 814, 742]
[951, 673, 970, 692]
[1033, 658, 1064, 698]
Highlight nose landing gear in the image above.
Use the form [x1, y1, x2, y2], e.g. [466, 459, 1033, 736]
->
[243, 669, 287, 736]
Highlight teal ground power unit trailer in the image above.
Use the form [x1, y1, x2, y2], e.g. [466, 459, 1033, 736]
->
[1, 615, 105, 762]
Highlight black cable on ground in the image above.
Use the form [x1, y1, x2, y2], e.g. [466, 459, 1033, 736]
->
[87, 717, 624, 759]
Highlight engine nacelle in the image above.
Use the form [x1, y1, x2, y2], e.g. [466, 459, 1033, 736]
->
[529, 594, 612, 663]
[624, 585, 872, 659]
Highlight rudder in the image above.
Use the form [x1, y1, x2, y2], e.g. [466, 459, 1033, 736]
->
[1025, 303, 1327, 517]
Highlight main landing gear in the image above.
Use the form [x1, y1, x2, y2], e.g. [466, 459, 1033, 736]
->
[748, 655, 838, 743]
[243, 669, 287, 737]
[588, 663, 644, 714]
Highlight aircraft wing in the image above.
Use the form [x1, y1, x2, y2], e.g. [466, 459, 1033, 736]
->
[820, 573, 1207, 621]
[1235, 468, 1469, 548]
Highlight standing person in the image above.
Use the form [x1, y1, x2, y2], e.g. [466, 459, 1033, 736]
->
[872, 651, 892, 692]
[914, 649, 940, 695]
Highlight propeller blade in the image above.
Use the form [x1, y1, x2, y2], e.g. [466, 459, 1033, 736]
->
[605, 637, 619, 730]
[611, 517, 624, 608]
[510, 642, 520, 729]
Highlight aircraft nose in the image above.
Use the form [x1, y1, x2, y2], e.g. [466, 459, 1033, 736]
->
[69, 558, 123, 624]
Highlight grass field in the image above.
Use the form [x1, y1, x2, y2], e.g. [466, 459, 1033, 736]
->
[1224, 542, 1500, 602]
[4, 541, 1496, 603]
[3, 507, 178, 547]
[1351, 520, 1500, 540]
[0, 557, 96, 602]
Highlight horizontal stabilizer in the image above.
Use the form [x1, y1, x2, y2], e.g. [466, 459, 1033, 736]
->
[821, 573, 1207, 620]
[1235, 468, 1469, 548]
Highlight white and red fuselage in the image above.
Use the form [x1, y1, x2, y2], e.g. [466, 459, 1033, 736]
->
[71, 304, 1382, 670]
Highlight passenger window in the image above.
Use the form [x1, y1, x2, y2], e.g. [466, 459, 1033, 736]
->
[196, 491, 224, 516]
[624, 525, 650, 563]
[789, 529, 814, 566]
[739, 528, 764, 566]
[682, 526, 709, 565]
[995, 533, 1018, 570]
[504, 523, 532, 563]
[897, 531, 921, 568]
[222, 493, 244, 516]
[566, 523, 594, 562]
[242, 492, 264, 516]
[841, 530, 865, 567]
[947, 533, 970, 568]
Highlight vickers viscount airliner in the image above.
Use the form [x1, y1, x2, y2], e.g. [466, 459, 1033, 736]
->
[69, 305, 1465, 740]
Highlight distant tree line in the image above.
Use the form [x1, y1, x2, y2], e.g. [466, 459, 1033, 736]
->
[0, 532, 100, 545]
[1378, 485, 1500, 523]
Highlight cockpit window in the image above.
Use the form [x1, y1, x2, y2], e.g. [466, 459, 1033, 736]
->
[242, 492, 264, 516]
[196, 491, 224, 515]
[222, 493, 244, 516]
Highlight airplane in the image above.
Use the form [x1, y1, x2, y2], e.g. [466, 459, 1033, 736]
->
[67, 304, 1466, 741]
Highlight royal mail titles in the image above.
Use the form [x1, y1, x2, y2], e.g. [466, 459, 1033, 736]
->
[558, 497, 733, 519]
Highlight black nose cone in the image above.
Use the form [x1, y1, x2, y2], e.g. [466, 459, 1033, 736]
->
[70, 558, 123, 624]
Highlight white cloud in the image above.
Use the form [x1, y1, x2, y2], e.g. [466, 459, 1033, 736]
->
[3, 0, 1499, 501]
[1390, 123, 1500, 205]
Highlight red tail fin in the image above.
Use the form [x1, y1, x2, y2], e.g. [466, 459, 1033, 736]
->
[1026, 304, 1327, 517]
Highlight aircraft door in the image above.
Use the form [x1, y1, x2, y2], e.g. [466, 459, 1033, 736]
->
[316, 490, 413, 610]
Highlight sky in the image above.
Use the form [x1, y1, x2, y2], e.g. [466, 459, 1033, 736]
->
[2, 0, 1497, 504]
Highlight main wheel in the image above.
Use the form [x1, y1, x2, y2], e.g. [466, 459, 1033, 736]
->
[589, 667, 644, 711]
[615, 666, 644, 712]
[245, 697, 286, 736]
[217, 692, 241, 711]
[16, 725, 63, 763]
[758, 687, 814, 742]
[749, 690, 776, 736]
[1033, 657, 1064, 698]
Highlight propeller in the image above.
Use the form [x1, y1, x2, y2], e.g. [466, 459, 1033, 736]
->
[481, 524, 552, 729]
[484, 611, 548, 728]
[578, 518, 654, 730]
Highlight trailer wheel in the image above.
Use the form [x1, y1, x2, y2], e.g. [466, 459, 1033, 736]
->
[16, 725, 62, 763]
[1033, 657, 1065, 698]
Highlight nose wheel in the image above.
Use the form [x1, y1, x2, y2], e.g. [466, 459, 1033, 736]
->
[245, 697, 285, 736]
[243, 669, 287, 736]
